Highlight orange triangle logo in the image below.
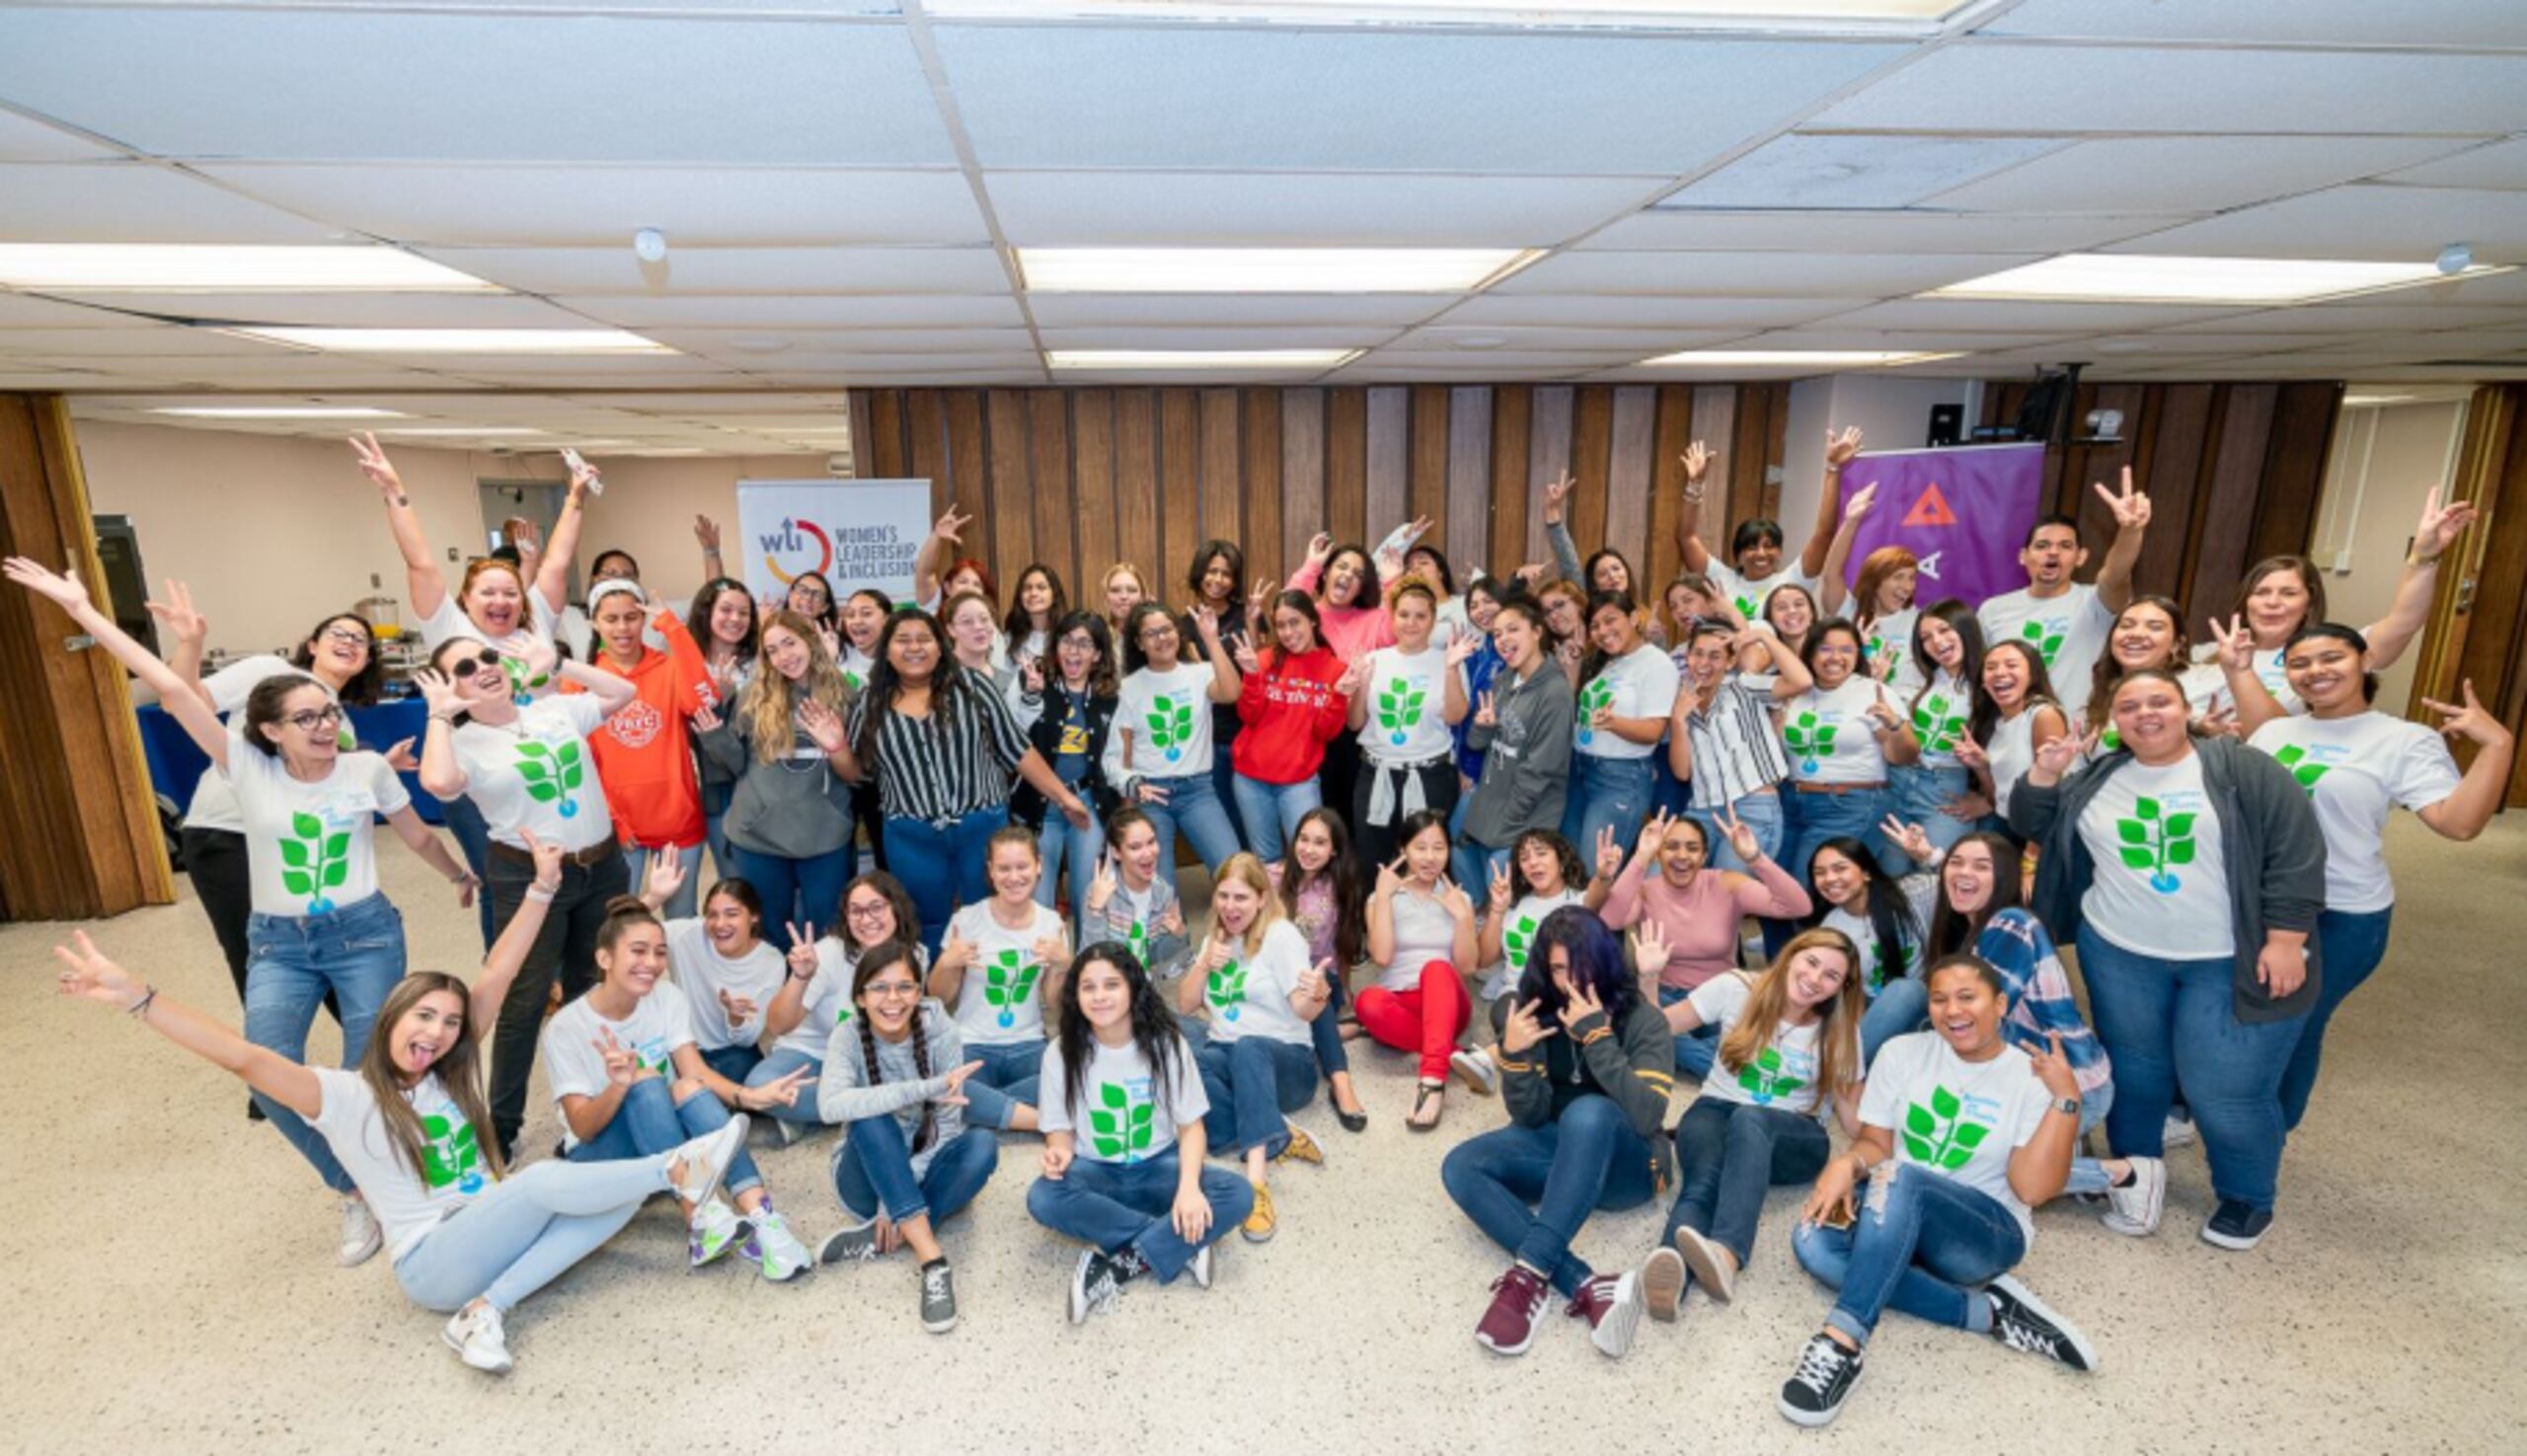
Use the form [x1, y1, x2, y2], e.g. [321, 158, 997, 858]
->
[1902, 482, 1957, 528]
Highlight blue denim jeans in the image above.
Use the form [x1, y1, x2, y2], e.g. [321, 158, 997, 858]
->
[1663, 1097, 1833, 1264]
[1139, 770, 1242, 895]
[733, 842, 856, 953]
[701, 778, 735, 883]
[1439, 1095, 1660, 1297]
[831, 1112, 998, 1226]
[2062, 1080, 2116, 1197]
[623, 841, 703, 921]
[2075, 926, 2306, 1211]
[1450, 840, 1515, 918]
[2281, 906, 2393, 1132]
[744, 1046, 825, 1127]
[394, 1156, 667, 1314]
[1034, 810, 1106, 916]
[245, 890, 407, 1192]
[699, 1042, 761, 1085]
[1686, 789, 1785, 876]
[960, 1037, 1043, 1132]
[882, 805, 1008, 955]
[1310, 963, 1351, 1080]
[1792, 1162, 2025, 1347]
[1652, 748, 1694, 819]
[1880, 764, 1971, 876]
[1781, 784, 1887, 888]
[1860, 976, 1929, 1070]
[1195, 1035, 1320, 1156]
[567, 1076, 764, 1199]
[1026, 1148, 1255, 1282]
[1658, 984, 1721, 1079]
[1561, 753, 1655, 870]
[1231, 772, 1321, 867]
[437, 793, 498, 950]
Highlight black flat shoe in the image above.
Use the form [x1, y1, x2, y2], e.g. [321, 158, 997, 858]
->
[1337, 1105, 1369, 1133]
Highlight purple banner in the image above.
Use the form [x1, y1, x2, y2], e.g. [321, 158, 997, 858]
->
[1836, 443, 2044, 610]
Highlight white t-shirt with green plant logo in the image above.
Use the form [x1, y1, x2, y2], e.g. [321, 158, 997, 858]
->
[1780, 677, 1890, 786]
[1038, 1032, 1209, 1166]
[443, 695, 616, 852]
[222, 738, 412, 919]
[1709, 563, 1816, 625]
[1687, 971, 1832, 1117]
[1907, 669, 1973, 770]
[1113, 661, 1219, 780]
[837, 644, 875, 695]
[665, 919, 788, 1052]
[1575, 643, 1682, 762]
[772, 937, 929, 1060]
[542, 989, 698, 1150]
[1862, 606, 1923, 696]
[418, 592, 563, 704]
[310, 1067, 487, 1262]
[2194, 642, 2301, 718]
[1200, 919, 1314, 1046]
[946, 900, 1067, 1047]
[1977, 582, 2111, 711]
[2075, 751, 2233, 958]
[1480, 887, 1585, 1002]
[1357, 645, 1453, 763]
[1823, 905, 1919, 998]
[2249, 711, 2459, 914]
[185, 657, 352, 834]
[1862, 1030, 2052, 1246]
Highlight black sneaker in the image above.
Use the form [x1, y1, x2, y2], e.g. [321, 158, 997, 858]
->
[919, 1259, 957, 1335]
[1067, 1246, 1143, 1325]
[1984, 1274, 2098, 1372]
[1778, 1333, 1864, 1427]
[2201, 1199, 2274, 1251]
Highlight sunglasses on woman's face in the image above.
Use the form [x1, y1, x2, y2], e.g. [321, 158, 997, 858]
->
[440, 653, 499, 680]
[283, 704, 346, 733]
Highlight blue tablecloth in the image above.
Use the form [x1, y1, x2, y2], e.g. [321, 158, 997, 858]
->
[136, 698, 443, 825]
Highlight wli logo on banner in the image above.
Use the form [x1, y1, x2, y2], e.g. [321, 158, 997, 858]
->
[757, 517, 831, 586]
[736, 478, 938, 604]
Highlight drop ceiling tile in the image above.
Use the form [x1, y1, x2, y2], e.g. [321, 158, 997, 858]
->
[1037, 327, 1395, 350]
[1664, 134, 2063, 210]
[1587, 208, 2177, 255]
[565, 295, 1025, 330]
[1495, 251, 2036, 297]
[33, 291, 599, 329]
[0, 294, 158, 328]
[1810, 44, 2527, 135]
[47, 357, 467, 388]
[1336, 364, 1596, 383]
[0, 108, 117, 161]
[1926, 136, 2478, 216]
[2162, 303, 2527, 334]
[1396, 326, 1745, 351]
[2102, 185, 2527, 261]
[2380, 137, 2527, 192]
[1984, 0, 2527, 47]
[569, 392, 849, 414]
[1729, 329, 2081, 352]
[986, 171, 1659, 247]
[718, 349, 1045, 372]
[1434, 294, 1854, 329]
[413, 246, 1011, 296]
[201, 165, 986, 247]
[0, 325, 299, 356]
[0, 11, 953, 163]
[0, 368, 121, 387]
[937, 26, 1905, 173]
[643, 326, 1034, 353]
[831, 368, 1048, 386]
[0, 162, 343, 242]
[1805, 298, 2255, 331]
[1361, 348, 1666, 368]
[1027, 293, 1454, 328]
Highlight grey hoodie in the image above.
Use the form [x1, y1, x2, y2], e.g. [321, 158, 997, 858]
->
[819, 998, 968, 1180]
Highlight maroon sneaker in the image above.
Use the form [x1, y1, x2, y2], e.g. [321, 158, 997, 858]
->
[1568, 1270, 1645, 1358]
[1475, 1264, 1552, 1355]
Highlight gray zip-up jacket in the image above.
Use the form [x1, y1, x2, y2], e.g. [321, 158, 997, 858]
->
[698, 712, 854, 859]
[1461, 661, 1574, 850]
[2007, 735, 2326, 1023]
[819, 999, 968, 1181]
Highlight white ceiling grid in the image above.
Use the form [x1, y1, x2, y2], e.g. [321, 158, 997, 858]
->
[0, 0, 2514, 453]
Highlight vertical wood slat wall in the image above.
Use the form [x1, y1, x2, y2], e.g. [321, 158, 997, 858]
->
[1976, 380, 2342, 629]
[851, 383, 1794, 608]
[2429, 385, 2527, 804]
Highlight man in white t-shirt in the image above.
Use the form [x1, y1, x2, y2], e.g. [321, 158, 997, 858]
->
[1674, 428, 1865, 623]
[1975, 469, 2151, 706]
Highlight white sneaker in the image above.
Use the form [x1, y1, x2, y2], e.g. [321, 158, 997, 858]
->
[440, 1303, 512, 1375]
[772, 1116, 804, 1149]
[1188, 1244, 1214, 1290]
[1674, 1224, 1737, 1304]
[753, 1208, 813, 1282]
[1450, 1047, 1499, 1097]
[2162, 1111, 2197, 1149]
[688, 1197, 751, 1270]
[339, 1196, 382, 1267]
[2102, 1156, 2166, 1238]
[668, 1115, 750, 1210]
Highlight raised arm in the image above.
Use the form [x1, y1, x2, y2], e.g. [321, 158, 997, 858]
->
[350, 433, 450, 622]
[1816, 481, 1876, 617]
[1673, 441, 1717, 575]
[1800, 427, 1864, 578]
[2091, 467, 2151, 614]
[1540, 471, 1584, 583]
[2363, 487, 2479, 670]
[53, 930, 322, 1119]
[530, 453, 600, 618]
[912, 505, 972, 609]
[1191, 606, 1242, 705]
[694, 514, 727, 585]
[4, 559, 232, 768]
[471, 833, 563, 1030]
[2414, 681, 2514, 843]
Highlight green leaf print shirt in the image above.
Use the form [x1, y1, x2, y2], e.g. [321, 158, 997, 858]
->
[1861, 1031, 2051, 1247]
[224, 742, 412, 918]
[946, 900, 1068, 1046]
[444, 695, 617, 854]
[2072, 751, 2234, 959]
[1685, 973, 1829, 1117]
[1039, 1034, 1209, 1166]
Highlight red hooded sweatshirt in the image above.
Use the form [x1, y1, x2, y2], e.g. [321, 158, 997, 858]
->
[1233, 644, 1350, 786]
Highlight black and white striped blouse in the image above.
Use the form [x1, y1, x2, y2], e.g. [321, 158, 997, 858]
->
[846, 666, 1034, 823]
[1683, 675, 1792, 810]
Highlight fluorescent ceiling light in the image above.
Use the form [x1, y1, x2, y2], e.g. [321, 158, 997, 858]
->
[0, 244, 498, 292]
[2341, 394, 2415, 407]
[1639, 348, 1962, 367]
[1049, 348, 1361, 370]
[1928, 254, 2509, 307]
[151, 405, 408, 420]
[374, 426, 548, 436]
[924, 1, 1967, 31]
[221, 327, 676, 355]
[1022, 248, 1531, 294]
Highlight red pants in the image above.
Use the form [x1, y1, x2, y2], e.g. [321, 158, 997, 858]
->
[1354, 960, 1472, 1082]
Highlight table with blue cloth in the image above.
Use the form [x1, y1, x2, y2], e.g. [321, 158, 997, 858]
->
[136, 697, 444, 826]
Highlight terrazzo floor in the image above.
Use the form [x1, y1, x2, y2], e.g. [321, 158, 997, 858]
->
[1, 815, 2519, 1455]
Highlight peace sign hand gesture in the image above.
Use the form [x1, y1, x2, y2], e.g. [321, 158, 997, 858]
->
[1591, 824, 1624, 883]
[1438, 877, 1476, 923]
[1474, 690, 1497, 728]
[717, 986, 761, 1028]
[1877, 813, 1935, 866]
[2420, 678, 2512, 749]
[1540, 469, 1575, 523]
[1087, 850, 1120, 914]
[144, 578, 207, 651]
[1334, 657, 1369, 698]
[50, 930, 141, 1010]
[1373, 854, 1407, 901]
[932, 505, 972, 547]
[2028, 1032, 2081, 1103]
[2412, 485, 2480, 562]
[1488, 858, 1514, 913]
[2031, 727, 2101, 782]
[1864, 682, 1904, 733]
[740, 1065, 814, 1111]
[1634, 808, 1674, 861]
[593, 1028, 647, 1087]
[349, 432, 406, 502]
[1717, 805, 1762, 866]
[937, 1059, 988, 1107]
[2095, 465, 2151, 531]
[2206, 613, 2257, 675]
[786, 929, 820, 980]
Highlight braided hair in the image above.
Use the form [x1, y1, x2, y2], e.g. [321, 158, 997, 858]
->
[850, 941, 937, 1154]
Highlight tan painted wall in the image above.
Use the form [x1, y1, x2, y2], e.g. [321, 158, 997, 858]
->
[2312, 399, 2469, 714]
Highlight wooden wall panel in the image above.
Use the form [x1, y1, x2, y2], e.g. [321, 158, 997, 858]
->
[1028, 390, 1074, 583]
[1325, 387, 1368, 548]
[1646, 385, 1697, 599]
[1159, 389, 1201, 597]
[1524, 386, 1574, 574]
[1113, 390, 1161, 587]
[1071, 389, 1118, 604]
[1242, 388, 1283, 587]
[1365, 387, 1409, 543]
[943, 391, 988, 575]
[1198, 388, 1242, 553]
[1445, 386, 1493, 576]
[1604, 386, 1656, 589]
[1409, 386, 1450, 547]
[1487, 386, 1532, 583]
[1281, 389, 1326, 578]
[983, 390, 1036, 594]
[1569, 385, 1614, 566]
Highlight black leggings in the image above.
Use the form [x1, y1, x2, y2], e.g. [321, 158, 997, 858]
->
[485, 846, 630, 1159]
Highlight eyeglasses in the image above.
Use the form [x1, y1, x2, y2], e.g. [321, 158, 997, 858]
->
[1139, 624, 1178, 642]
[283, 704, 345, 732]
[792, 585, 830, 602]
[862, 980, 921, 999]
[318, 627, 369, 650]
[845, 901, 892, 922]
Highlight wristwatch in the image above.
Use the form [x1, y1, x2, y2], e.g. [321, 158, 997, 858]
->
[2054, 1096, 2081, 1116]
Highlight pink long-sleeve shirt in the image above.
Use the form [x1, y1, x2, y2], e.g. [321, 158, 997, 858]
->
[1602, 851, 1812, 992]
[1288, 559, 1398, 663]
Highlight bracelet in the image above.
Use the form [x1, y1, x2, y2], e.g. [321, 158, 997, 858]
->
[127, 985, 158, 1019]
[526, 883, 560, 904]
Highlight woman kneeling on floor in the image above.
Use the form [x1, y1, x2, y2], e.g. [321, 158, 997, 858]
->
[1641, 927, 1866, 1326]
[1777, 954, 2096, 1428]
[1181, 853, 1334, 1244]
[1441, 906, 1674, 1361]
[542, 896, 817, 1281]
[49, 834, 750, 1376]
[1029, 944, 1254, 1324]
[815, 942, 998, 1336]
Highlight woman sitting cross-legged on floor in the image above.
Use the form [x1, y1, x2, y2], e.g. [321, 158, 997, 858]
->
[1356, 808, 1481, 1132]
[1440, 906, 1674, 1362]
[812, 941, 999, 1337]
[46, 832, 751, 1377]
[749, 871, 926, 1140]
[1776, 954, 2097, 1428]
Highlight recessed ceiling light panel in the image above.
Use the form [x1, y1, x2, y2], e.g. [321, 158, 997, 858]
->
[1929, 254, 2509, 307]
[1049, 347, 1362, 370]
[0, 244, 498, 292]
[926, 1, 1972, 33]
[1022, 249, 1531, 294]
[1638, 347, 1962, 367]
[220, 327, 676, 355]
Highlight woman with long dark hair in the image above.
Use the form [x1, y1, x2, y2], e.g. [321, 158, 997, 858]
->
[685, 575, 760, 877]
[1016, 610, 1121, 914]
[1880, 599, 1985, 874]
[1106, 600, 1244, 892]
[1232, 587, 1348, 866]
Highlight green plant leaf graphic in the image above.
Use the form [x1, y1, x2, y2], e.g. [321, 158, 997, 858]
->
[278, 838, 310, 869]
[516, 740, 550, 760]
[322, 859, 349, 888]
[2117, 847, 2156, 871]
[1953, 1121, 1990, 1150]
[1904, 1103, 1936, 1138]
[2135, 797, 2161, 820]
[323, 832, 350, 858]
[291, 811, 323, 839]
[1931, 1085, 1960, 1119]
[282, 869, 314, 895]
[1941, 1146, 1976, 1171]
[1089, 1110, 1117, 1136]
[1099, 1082, 1128, 1111]
[2167, 838, 2195, 866]
[1902, 1131, 1935, 1162]
[2163, 812, 2196, 838]
[514, 759, 550, 783]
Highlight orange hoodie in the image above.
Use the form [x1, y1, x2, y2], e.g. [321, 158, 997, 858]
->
[566, 605, 717, 849]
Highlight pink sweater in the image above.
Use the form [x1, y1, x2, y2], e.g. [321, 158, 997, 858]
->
[1289, 559, 1398, 662]
[1602, 852, 1812, 991]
